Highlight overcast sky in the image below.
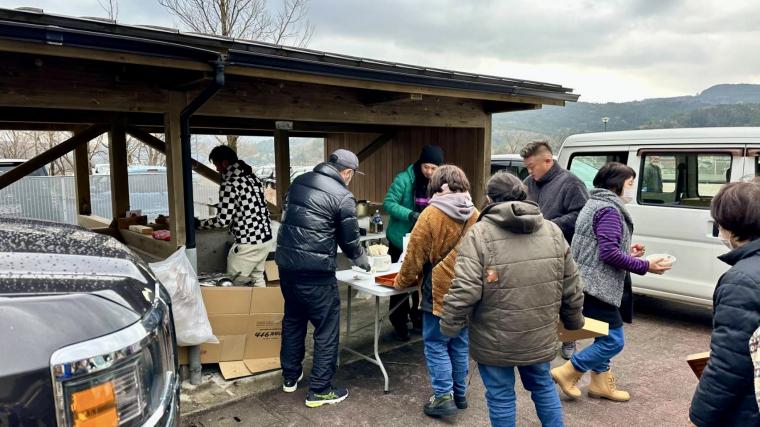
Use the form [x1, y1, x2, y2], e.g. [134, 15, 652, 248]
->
[1, 0, 758, 102]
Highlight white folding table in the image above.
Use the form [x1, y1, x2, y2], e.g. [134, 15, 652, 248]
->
[335, 263, 416, 393]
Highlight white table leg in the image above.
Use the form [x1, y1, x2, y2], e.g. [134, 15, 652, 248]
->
[374, 295, 390, 393]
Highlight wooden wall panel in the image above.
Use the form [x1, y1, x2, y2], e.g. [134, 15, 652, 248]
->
[325, 127, 485, 206]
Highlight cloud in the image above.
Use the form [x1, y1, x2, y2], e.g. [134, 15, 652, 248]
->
[2, 0, 759, 102]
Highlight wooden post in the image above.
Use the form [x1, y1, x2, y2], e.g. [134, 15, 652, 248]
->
[108, 116, 130, 219]
[164, 92, 187, 247]
[274, 129, 290, 206]
[472, 116, 492, 208]
[74, 143, 91, 215]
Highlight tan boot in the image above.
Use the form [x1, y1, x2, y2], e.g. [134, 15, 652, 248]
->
[550, 361, 584, 399]
[588, 370, 630, 402]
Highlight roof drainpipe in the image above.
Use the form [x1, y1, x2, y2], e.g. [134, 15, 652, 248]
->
[181, 58, 224, 386]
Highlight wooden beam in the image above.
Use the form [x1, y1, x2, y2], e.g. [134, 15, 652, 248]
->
[359, 91, 422, 107]
[126, 125, 221, 184]
[274, 129, 290, 207]
[357, 132, 396, 162]
[225, 65, 568, 107]
[108, 116, 130, 219]
[0, 124, 107, 190]
[74, 144, 92, 215]
[483, 101, 542, 114]
[165, 92, 187, 248]
[0, 39, 212, 73]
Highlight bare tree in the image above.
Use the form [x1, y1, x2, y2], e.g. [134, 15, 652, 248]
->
[158, 0, 314, 46]
[98, 0, 119, 20]
[157, 0, 314, 152]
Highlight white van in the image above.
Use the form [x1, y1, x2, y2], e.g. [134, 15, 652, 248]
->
[558, 127, 760, 306]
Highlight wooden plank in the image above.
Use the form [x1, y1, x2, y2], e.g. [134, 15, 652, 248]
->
[120, 229, 176, 260]
[77, 214, 111, 230]
[274, 130, 290, 206]
[0, 124, 107, 190]
[199, 78, 489, 128]
[483, 101, 541, 114]
[108, 116, 130, 218]
[74, 143, 92, 215]
[0, 39, 212, 72]
[357, 132, 396, 162]
[225, 65, 568, 106]
[165, 92, 187, 248]
[126, 125, 221, 184]
[0, 59, 490, 127]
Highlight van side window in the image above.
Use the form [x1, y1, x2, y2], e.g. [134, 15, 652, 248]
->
[755, 155, 759, 177]
[568, 152, 629, 189]
[639, 152, 731, 208]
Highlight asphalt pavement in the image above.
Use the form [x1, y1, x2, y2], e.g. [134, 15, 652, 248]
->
[181, 295, 712, 427]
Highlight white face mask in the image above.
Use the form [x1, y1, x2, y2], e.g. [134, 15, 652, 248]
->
[621, 187, 636, 204]
[718, 229, 735, 250]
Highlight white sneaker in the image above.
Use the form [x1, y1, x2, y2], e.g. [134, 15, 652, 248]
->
[283, 372, 304, 393]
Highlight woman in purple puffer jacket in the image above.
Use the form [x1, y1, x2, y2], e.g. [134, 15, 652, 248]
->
[551, 162, 671, 403]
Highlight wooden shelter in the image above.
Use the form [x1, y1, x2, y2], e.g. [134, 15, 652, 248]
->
[0, 7, 579, 260]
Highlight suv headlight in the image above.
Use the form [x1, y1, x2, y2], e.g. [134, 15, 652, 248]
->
[51, 298, 176, 427]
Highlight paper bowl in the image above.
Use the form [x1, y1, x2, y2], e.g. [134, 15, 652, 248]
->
[647, 253, 676, 266]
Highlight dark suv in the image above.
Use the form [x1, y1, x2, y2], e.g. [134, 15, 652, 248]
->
[0, 218, 179, 426]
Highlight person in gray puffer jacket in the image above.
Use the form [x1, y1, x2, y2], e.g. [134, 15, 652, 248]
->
[440, 172, 584, 427]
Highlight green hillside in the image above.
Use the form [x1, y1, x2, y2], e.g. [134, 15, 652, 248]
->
[492, 84, 760, 153]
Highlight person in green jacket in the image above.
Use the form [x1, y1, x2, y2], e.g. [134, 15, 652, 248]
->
[383, 145, 443, 340]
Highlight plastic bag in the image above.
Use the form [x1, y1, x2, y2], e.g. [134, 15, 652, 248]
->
[149, 247, 217, 346]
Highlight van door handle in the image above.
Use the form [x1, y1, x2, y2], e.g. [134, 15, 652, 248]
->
[708, 220, 719, 238]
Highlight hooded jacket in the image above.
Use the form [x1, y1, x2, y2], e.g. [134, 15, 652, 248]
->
[690, 238, 760, 427]
[275, 163, 364, 282]
[440, 201, 585, 366]
[393, 190, 478, 316]
[383, 164, 417, 249]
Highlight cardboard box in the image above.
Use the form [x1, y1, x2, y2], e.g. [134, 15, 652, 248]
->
[264, 260, 280, 284]
[245, 313, 284, 359]
[202, 287, 253, 315]
[184, 284, 285, 380]
[128, 224, 153, 235]
[687, 352, 710, 379]
[250, 286, 285, 314]
[208, 314, 250, 335]
[557, 317, 609, 341]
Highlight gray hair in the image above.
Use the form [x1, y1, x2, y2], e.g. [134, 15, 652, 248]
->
[486, 172, 528, 203]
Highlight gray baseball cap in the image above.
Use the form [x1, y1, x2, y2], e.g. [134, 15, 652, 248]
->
[329, 149, 365, 175]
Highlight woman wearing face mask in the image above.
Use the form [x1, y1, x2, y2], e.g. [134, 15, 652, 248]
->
[690, 178, 760, 426]
[552, 162, 671, 402]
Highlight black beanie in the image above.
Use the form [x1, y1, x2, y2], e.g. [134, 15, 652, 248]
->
[418, 145, 444, 166]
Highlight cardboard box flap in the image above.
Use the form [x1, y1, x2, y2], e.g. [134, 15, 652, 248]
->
[244, 357, 281, 374]
[219, 361, 253, 380]
[687, 351, 710, 379]
[557, 317, 609, 341]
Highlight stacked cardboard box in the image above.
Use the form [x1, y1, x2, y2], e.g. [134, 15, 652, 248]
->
[179, 261, 284, 379]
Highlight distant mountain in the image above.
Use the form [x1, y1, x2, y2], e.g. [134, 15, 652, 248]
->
[492, 84, 760, 153]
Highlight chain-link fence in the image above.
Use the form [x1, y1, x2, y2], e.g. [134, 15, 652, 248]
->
[0, 173, 219, 224]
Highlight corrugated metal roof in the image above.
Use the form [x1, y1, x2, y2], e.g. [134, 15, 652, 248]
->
[0, 7, 579, 103]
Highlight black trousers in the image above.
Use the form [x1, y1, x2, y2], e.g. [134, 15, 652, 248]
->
[280, 279, 340, 392]
[388, 242, 421, 331]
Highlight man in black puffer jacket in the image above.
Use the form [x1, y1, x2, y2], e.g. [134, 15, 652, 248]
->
[276, 149, 370, 408]
[690, 179, 760, 426]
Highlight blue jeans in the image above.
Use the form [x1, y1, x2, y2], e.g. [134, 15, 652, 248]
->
[571, 326, 625, 373]
[422, 311, 469, 397]
[478, 363, 565, 427]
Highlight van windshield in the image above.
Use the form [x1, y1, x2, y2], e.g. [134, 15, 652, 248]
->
[0, 163, 47, 176]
